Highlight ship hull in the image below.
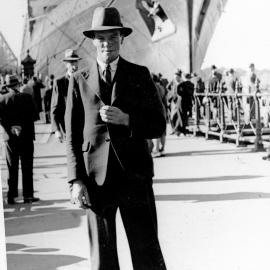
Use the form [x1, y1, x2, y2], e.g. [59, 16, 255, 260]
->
[21, 0, 227, 79]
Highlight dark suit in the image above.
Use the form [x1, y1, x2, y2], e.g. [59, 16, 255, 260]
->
[32, 79, 45, 114]
[51, 75, 69, 133]
[0, 89, 37, 199]
[65, 57, 167, 270]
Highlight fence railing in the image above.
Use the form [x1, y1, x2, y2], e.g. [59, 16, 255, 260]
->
[192, 83, 270, 151]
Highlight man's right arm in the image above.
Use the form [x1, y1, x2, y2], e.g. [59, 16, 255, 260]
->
[65, 74, 90, 208]
[65, 74, 87, 183]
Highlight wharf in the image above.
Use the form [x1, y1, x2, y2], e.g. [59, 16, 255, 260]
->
[2, 124, 270, 270]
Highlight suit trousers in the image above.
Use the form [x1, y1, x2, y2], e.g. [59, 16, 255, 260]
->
[5, 137, 34, 199]
[86, 178, 167, 270]
[84, 147, 166, 270]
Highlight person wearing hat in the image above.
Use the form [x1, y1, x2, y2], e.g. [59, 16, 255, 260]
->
[65, 6, 167, 270]
[177, 73, 195, 135]
[0, 74, 39, 204]
[50, 49, 81, 142]
[242, 62, 260, 123]
[166, 69, 183, 135]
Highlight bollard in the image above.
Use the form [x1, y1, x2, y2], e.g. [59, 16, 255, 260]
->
[254, 87, 264, 151]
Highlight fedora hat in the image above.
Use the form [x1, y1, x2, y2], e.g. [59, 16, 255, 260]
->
[174, 69, 182, 77]
[83, 7, 132, 39]
[63, 49, 81, 62]
[5, 74, 20, 87]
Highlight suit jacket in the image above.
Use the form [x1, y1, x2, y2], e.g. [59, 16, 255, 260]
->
[32, 80, 45, 113]
[51, 75, 69, 133]
[65, 57, 166, 186]
[178, 80, 194, 110]
[0, 89, 37, 141]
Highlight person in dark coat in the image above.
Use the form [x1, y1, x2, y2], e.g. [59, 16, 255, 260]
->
[151, 73, 167, 157]
[0, 75, 39, 204]
[50, 49, 81, 142]
[65, 7, 167, 270]
[32, 76, 45, 119]
[208, 65, 222, 120]
[177, 73, 194, 135]
[44, 74, 54, 123]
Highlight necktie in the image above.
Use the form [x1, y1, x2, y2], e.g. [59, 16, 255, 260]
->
[103, 64, 111, 85]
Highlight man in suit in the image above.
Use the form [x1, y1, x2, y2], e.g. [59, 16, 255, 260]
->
[177, 73, 194, 134]
[65, 7, 167, 270]
[50, 49, 81, 142]
[0, 75, 39, 204]
[32, 75, 45, 120]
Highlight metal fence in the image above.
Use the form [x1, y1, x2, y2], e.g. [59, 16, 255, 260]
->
[192, 83, 270, 151]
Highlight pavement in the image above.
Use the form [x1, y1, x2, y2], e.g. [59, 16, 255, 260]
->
[2, 124, 270, 270]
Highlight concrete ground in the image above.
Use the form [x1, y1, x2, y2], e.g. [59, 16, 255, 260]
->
[2, 125, 270, 270]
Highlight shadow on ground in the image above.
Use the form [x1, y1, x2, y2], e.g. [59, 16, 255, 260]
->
[155, 192, 270, 202]
[154, 175, 264, 184]
[7, 254, 86, 270]
[4, 199, 85, 236]
[163, 148, 253, 158]
[6, 238, 88, 270]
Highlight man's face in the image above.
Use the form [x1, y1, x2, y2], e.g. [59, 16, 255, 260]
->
[66, 61, 79, 75]
[174, 74, 181, 82]
[92, 30, 123, 64]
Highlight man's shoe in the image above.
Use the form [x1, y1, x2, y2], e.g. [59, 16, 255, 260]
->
[24, 197, 40, 204]
[262, 155, 270, 161]
[7, 197, 15, 204]
[152, 151, 162, 158]
[159, 150, 165, 157]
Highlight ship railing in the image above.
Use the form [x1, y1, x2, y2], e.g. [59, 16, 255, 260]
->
[192, 83, 270, 151]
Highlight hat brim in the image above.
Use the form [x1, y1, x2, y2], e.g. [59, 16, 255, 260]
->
[83, 26, 132, 39]
[63, 57, 81, 62]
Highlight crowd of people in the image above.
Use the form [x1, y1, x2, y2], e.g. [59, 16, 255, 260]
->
[0, 54, 264, 177]
[0, 49, 82, 205]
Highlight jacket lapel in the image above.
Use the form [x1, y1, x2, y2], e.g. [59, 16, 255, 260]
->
[84, 58, 126, 105]
[85, 62, 103, 102]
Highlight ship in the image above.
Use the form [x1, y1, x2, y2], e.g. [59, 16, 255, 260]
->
[0, 32, 18, 75]
[21, 0, 228, 80]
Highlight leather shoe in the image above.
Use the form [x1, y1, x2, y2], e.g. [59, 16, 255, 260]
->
[24, 197, 40, 203]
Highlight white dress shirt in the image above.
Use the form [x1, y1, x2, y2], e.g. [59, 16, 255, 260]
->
[97, 57, 119, 82]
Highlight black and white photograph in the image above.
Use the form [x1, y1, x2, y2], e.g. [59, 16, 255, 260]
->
[1, 0, 270, 269]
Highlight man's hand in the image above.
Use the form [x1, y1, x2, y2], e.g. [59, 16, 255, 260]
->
[55, 130, 64, 143]
[70, 180, 91, 209]
[99, 105, 129, 126]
